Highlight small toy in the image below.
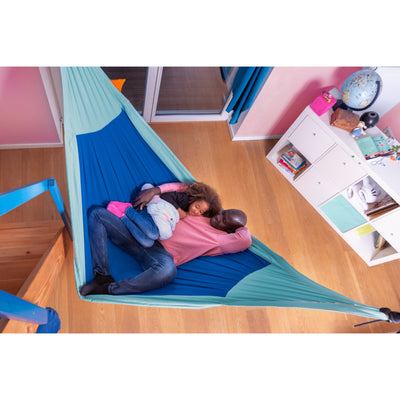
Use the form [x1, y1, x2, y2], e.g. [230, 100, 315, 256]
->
[389, 143, 400, 161]
[351, 121, 367, 138]
[390, 153, 400, 162]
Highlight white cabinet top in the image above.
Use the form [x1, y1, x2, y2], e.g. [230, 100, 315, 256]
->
[306, 106, 400, 202]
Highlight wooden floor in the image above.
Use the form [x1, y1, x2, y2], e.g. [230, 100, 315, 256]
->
[2, 121, 400, 333]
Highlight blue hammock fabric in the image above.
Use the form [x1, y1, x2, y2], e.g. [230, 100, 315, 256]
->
[61, 67, 389, 320]
[77, 110, 269, 297]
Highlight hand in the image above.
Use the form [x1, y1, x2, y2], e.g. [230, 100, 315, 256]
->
[132, 187, 161, 210]
[177, 208, 187, 219]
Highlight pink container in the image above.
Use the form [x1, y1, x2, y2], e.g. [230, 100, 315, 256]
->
[310, 91, 337, 116]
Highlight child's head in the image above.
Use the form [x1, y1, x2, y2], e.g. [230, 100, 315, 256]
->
[185, 182, 222, 218]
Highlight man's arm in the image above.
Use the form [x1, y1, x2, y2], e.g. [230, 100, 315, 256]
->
[132, 182, 188, 209]
[218, 227, 252, 254]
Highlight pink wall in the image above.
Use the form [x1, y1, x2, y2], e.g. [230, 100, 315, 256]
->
[377, 103, 400, 139]
[234, 66, 361, 138]
[0, 67, 60, 146]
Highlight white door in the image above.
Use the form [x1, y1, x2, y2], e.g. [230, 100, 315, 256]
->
[102, 66, 237, 123]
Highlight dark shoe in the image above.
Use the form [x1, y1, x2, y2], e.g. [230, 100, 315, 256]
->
[80, 274, 115, 296]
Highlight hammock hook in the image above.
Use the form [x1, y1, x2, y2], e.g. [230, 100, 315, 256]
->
[354, 307, 400, 328]
[379, 307, 400, 323]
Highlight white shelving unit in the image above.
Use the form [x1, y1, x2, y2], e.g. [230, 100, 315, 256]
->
[267, 105, 400, 266]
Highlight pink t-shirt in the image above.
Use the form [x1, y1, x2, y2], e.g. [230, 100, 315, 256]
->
[160, 215, 252, 266]
[158, 182, 251, 265]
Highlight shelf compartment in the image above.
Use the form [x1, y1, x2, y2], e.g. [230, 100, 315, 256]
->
[342, 176, 399, 221]
[288, 115, 335, 163]
[371, 208, 400, 252]
[320, 195, 367, 233]
[275, 143, 311, 180]
[343, 226, 398, 264]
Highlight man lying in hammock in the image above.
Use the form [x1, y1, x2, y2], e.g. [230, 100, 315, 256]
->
[80, 182, 252, 296]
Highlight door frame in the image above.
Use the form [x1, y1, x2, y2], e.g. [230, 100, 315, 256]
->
[142, 67, 237, 123]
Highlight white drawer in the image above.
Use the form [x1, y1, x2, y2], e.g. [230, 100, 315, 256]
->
[294, 165, 338, 205]
[289, 116, 334, 163]
[294, 145, 366, 205]
[371, 208, 400, 251]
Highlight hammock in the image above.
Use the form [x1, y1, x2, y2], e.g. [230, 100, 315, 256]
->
[61, 66, 390, 321]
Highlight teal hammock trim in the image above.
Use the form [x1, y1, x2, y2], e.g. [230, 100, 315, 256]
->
[61, 67, 388, 321]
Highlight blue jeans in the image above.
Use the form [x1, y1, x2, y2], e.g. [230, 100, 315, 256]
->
[87, 206, 176, 295]
[122, 206, 159, 248]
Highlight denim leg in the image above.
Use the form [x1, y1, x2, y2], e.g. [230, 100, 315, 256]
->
[108, 241, 177, 295]
[121, 215, 155, 248]
[88, 206, 142, 276]
[125, 207, 159, 239]
[87, 207, 177, 294]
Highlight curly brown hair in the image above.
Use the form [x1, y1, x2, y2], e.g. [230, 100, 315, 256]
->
[185, 182, 222, 218]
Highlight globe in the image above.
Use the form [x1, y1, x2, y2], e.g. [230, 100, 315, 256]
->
[341, 70, 382, 110]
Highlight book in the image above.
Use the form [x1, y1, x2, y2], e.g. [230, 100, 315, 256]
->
[281, 148, 306, 170]
[356, 135, 393, 160]
[278, 158, 295, 175]
[278, 157, 307, 174]
[365, 193, 399, 217]
[366, 204, 399, 219]
[375, 234, 387, 250]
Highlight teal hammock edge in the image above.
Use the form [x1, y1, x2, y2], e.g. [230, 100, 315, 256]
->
[247, 238, 387, 319]
[75, 267, 385, 318]
[61, 67, 389, 321]
[226, 240, 386, 320]
[78, 290, 225, 309]
[76, 239, 387, 319]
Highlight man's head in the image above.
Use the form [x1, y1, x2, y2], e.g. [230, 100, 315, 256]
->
[210, 209, 247, 233]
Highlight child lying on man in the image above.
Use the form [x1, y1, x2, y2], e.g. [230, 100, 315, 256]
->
[106, 182, 222, 247]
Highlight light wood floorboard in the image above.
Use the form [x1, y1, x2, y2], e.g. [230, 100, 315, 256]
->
[2, 122, 400, 333]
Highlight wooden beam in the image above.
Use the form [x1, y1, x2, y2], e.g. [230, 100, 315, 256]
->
[0, 221, 64, 296]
